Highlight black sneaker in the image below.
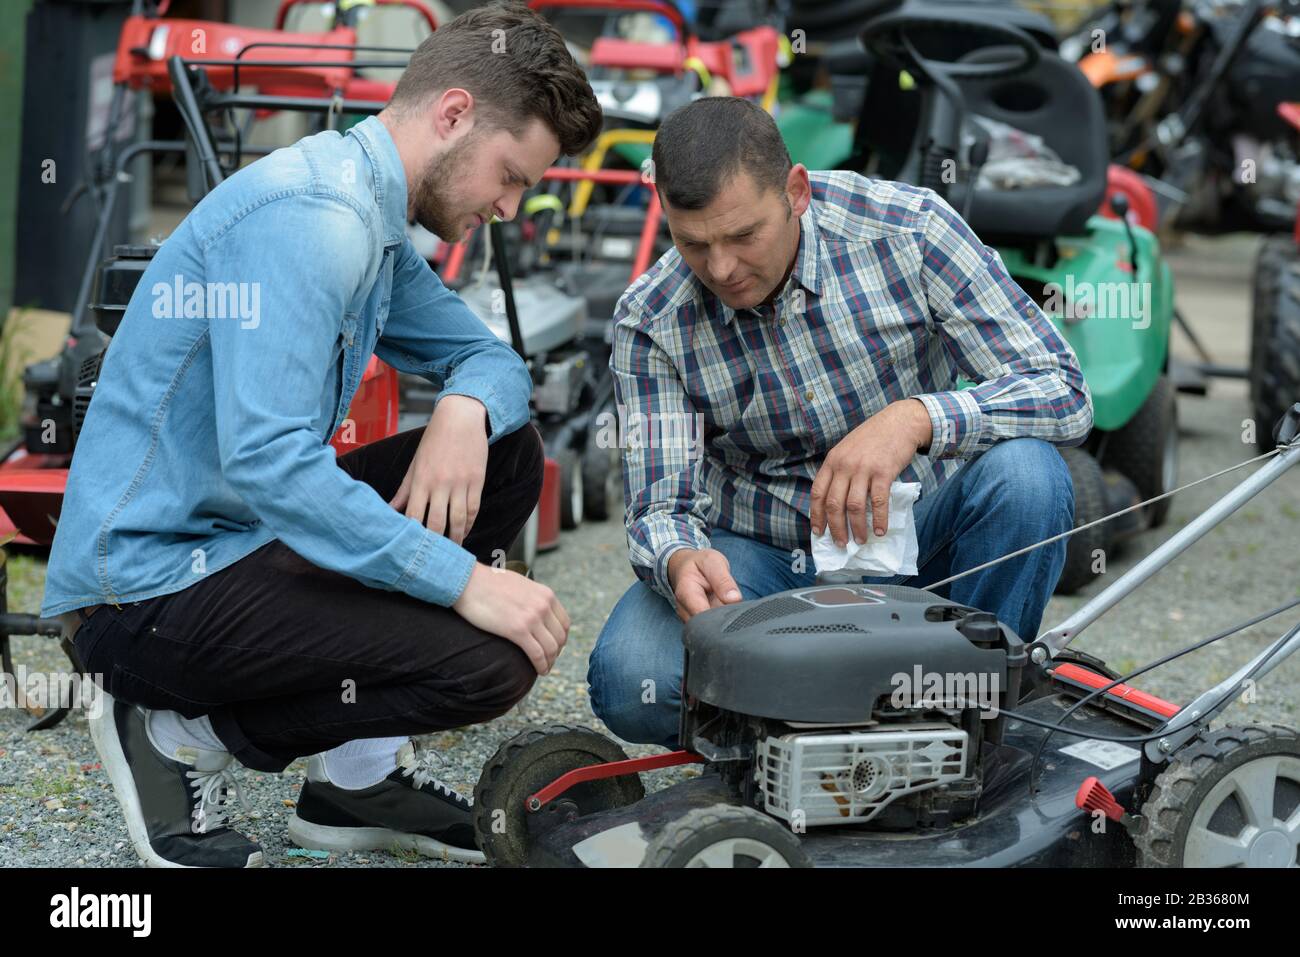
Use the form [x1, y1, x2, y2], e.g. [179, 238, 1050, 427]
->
[287, 741, 485, 864]
[88, 689, 264, 868]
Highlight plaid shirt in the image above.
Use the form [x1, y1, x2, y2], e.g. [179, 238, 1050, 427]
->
[611, 171, 1093, 600]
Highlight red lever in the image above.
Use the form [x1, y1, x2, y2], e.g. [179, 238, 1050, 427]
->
[1075, 776, 1125, 821]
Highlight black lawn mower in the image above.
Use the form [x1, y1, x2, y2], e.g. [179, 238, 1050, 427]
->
[470, 404, 1300, 867]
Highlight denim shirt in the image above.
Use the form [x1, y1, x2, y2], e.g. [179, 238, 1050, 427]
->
[40, 116, 532, 617]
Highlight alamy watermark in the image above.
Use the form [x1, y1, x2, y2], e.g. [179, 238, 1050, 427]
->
[0, 666, 105, 719]
[890, 666, 1001, 719]
[1042, 276, 1151, 330]
[152, 275, 261, 329]
[594, 403, 704, 458]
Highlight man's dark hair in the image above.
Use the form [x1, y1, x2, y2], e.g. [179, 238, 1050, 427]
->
[652, 97, 793, 209]
[389, 1, 602, 157]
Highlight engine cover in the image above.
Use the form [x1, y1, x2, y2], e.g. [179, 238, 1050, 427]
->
[682, 584, 1021, 724]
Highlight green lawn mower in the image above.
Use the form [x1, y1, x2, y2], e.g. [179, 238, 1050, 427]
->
[819, 1, 1182, 593]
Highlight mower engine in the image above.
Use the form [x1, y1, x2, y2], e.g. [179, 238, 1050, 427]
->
[681, 582, 1027, 830]
[22, 244, 157, 456]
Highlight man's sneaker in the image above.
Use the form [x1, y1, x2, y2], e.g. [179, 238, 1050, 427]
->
[88, 690, 263, 868]
[287, 740, 485, 864]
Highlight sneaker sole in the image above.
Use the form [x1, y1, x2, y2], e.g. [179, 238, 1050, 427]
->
[286, 814, 486, 865]
[89, 699, 264, 869]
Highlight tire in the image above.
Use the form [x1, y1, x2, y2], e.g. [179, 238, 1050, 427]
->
[1055, 447, 1111, 595]
[1249, 236, 1300, 453]
[556, 447, 584, 531]
[473, 725, 645, 868]
[641, 804, 812, 868]
[582, 402, 623, 522]
[505, 505, 540, 569]
[1134, 724, 1300, 868]
[1100, 374, 1178, 528]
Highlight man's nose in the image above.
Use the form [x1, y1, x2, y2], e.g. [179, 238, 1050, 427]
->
[707, 251, 738, 284]
[495, 189, 523, 223]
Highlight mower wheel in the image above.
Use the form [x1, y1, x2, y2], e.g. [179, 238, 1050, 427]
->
[582, 404, 623, 522]
[1249, 236, 1300, 453]
[506, 505, 540, 569]
[1055, 447, 1110, 595]
[473, 724, 645, 868]
[641, 804, 811, 868]
[1100, 374, 1178, 528]
[557, 447, 584, 531]
[1134, 724, 1300, 868]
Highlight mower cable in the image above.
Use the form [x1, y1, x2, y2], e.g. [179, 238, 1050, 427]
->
[921, 442, 1295, 593]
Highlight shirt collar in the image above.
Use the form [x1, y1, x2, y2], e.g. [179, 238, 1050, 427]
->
[347, 116, 408, 248]
[713, 199, 824, 326]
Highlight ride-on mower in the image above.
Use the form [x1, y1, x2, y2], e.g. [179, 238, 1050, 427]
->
[472, 403, 1300, 868]
[817, 3, 1180, 593]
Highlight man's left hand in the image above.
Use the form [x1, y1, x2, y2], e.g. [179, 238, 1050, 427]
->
[810, 398, 933, 548]
[389, 394, 488, 546]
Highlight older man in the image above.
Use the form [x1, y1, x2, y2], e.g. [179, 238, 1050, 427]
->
[588, 97, 1092, 749]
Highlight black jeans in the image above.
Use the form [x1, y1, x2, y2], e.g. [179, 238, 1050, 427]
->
[72, 423, 544, 772]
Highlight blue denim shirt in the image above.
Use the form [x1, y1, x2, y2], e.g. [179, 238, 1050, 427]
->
[40, 116, 532, 617]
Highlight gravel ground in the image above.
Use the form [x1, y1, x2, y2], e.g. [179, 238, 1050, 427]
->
[2, 235, 1298, 868]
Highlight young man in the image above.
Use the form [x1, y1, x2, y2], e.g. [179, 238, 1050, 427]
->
[588, 97, 1093, 748]
[40, 3, 602, 867]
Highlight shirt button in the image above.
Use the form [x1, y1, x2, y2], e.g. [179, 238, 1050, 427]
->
[805, 390, 814, 402]
[779, 317, 786, 327]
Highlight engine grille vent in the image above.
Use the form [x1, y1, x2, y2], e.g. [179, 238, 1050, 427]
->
[758, 728, 968, 826]
[766, 623, 866, 635]
[723, 596, 810, 633]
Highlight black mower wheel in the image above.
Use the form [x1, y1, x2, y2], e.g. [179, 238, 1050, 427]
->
[1249, 236, 1300, 452]
[1134, 724, 1300, 868]
[1100, 374, 1178, 528]
[556, 446, 584, 531]
[582, 402, 623, 522]
[473, 724, 645, 868]
[1055, 447, 1110, 595]
[641, 804, 811, 868]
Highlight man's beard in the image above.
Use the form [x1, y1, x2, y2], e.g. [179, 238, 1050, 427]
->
[410, 135, 478, 241]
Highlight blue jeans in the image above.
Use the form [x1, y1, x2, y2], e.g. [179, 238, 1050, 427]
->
[587, 437, 1074, 748]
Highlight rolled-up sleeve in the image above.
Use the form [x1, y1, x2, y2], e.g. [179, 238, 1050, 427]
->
[205, 196, 479, 607]
[913, 191, 1093, 459]
[611, 298, 712, 600]
[375, 237, 532, 443]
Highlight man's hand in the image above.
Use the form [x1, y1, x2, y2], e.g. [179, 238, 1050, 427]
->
[453, 563, 570, 675]
[810, 398, 933, 547]
[667, 548, 743, 623]
[390, 394, 488, 545]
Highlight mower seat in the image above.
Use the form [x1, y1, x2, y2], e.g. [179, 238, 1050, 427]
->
[946, 46, 1109, 239]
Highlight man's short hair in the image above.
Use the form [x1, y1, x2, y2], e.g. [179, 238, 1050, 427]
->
[652, 97, 793, 209]
[389, 1, 602, 157]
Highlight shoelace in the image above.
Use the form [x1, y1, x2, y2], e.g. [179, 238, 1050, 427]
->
[400, 748, 470, 806]
[187, 765, 250, 834]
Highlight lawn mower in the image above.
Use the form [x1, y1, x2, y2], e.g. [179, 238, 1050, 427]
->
[471, 402, 1300, 868]
[808, 3, 1179, 593]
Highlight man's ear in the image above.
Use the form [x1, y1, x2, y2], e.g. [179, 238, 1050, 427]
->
[432, 88, 474, 141]
[786, 164, 812, 218]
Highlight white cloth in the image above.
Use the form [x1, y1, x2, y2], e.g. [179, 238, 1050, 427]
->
[811, 481, 923, 577]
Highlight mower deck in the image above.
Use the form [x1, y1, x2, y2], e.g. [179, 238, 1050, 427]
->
[526, 693, 1145, 867]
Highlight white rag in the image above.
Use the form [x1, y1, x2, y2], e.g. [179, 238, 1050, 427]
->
[811, 481, 922, 576]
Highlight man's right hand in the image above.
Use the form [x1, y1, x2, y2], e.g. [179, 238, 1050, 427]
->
[452, 563, 569, 675]
[667, 548, 743, 623]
